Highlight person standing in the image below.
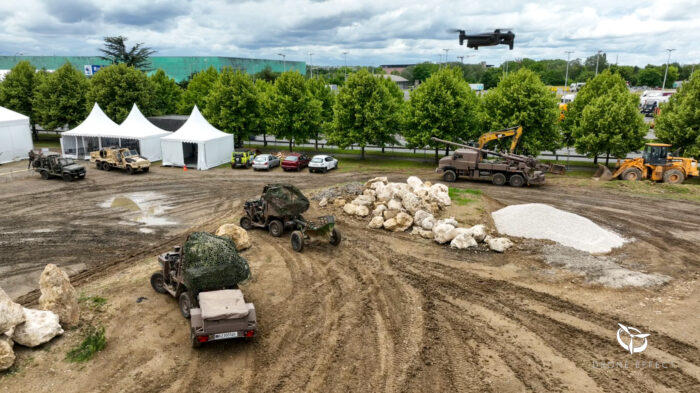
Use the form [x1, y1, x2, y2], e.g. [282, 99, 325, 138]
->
[27, 150, 35, 169]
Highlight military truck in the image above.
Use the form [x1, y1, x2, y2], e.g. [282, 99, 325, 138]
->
[90, 147, 150, 174]
[32, 152, 86, 181]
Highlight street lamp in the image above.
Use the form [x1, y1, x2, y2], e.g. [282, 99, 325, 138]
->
[443, 48, 449, 65]
[595, 50, 603, 76]
[309, 52, 313, 78]
[662, 48, 676, 90]
[277, 53, 286, 72]
[343, 51, 348, 81]
[564, 51, 574, 88]
[457, 56, 464, 63]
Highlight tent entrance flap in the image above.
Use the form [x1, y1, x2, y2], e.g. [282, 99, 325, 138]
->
[183, 142, 198, 168]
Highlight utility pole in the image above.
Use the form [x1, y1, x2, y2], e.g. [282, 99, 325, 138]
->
[309, 52, 313, 78]
[457, 56, 464, 63]
[505, 60, 509, 75]
[564, 51, 573, 88]
[443, 48, 449, 66]
[595, 50, 602, 76]
[343, 51, 348, 81]
[277, 53, 286, 72]
[662, 48, 676, 90]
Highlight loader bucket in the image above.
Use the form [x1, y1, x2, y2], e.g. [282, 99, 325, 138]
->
[593, 165, 613, 181]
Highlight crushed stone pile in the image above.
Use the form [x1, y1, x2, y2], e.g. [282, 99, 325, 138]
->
[492, 203, 625, 254]
[311, 182, 363, 201]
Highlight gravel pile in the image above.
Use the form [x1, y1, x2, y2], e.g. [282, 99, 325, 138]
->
[492, 203, 625, 254]
[311, 182, 363, 201]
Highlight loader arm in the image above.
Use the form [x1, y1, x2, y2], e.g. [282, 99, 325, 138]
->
[477, 126, 522, 154]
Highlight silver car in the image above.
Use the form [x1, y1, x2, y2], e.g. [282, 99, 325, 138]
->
[252, 154, 280, 171]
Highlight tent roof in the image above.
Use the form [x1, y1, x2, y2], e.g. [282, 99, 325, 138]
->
[0, 106, 29, 123]
[117, 104, 170, 139]
[161, 105, 230, 143]
[62, 103, 120, 137]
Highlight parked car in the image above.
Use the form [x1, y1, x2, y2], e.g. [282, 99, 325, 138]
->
[252, 154, 280, 171]
[308, 155, 338, 173]
[231, 150, 255, 169]
[281, 153, 311, 171]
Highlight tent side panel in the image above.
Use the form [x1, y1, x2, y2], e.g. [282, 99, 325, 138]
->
[202, 134, 233, 170]
[0, 119, 32, 164]
[161, 139, 184, 167]
[139, 136, 163, 162]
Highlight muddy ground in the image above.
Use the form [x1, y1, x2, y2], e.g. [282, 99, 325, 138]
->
[1, 161, 699, 392]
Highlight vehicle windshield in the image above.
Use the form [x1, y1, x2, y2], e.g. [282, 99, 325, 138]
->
[285, 156, 299, 161]
[128, 150, 138, 156]
[234, 153, 244, 158]
[58, 158, 74, 166]
[311, 157, 323, 163]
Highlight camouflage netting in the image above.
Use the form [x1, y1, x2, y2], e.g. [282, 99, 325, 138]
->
[262, 184, 310, 216]
[182, 232, 251, 293]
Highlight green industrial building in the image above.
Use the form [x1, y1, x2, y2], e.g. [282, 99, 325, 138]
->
[0, 56, 306, 82]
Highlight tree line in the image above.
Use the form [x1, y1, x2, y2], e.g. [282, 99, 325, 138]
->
[0, 60, 698, 161]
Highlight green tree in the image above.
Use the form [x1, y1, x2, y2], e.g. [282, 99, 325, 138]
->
[268, 71, 321, 151]
[482, 67, 502, 89]
[307, 77, 335, 150]
[178, 66, 219, 114]
[33, 63, 89, 130]
[327, 69, 401, 159]
[0, 61, 37, 136]
[255, 79, 274, 147]
[482, 69, 560, 154]
[149, 69, 182, 116]
[409, 62, 440, 83]
[253, 66, 280, 82]
[637, 66, 663, 87]
[403, 67, 482, 162]
[86, 63, 153, 123]
[204, 68, 260, 147]
[655, 71, 700, 157]
[100, 36, 155, 70]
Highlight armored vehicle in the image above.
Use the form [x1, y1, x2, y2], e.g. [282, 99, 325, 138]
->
[90, 147, 150, 174]
[32, 152, 86, 181]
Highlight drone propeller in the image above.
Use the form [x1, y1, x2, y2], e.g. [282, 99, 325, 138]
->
[447, 28, 464, 34]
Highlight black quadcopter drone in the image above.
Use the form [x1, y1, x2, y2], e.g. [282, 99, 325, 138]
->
[451, 28, 515, 50]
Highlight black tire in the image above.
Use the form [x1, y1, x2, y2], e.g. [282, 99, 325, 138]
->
[291, 231, 304, 252]
[492, 173, 506, 186]
[663, 169, 685, 184]
[335, 162, 338, 170]
[231, 163, 235, 169]
[323, 166, 328, 173]
[508, 174, 525, 187]
[179, 292, 192, 319]
[150, 272, 167, 294]
[621, 168, 642, 181]
[240, 216, 253, 230]
[103, 162, 111, 171]
[268, 220, 284, 237]
[443, 170, 457, 182]
[329, 228, 342, 246]
[62, 173, 73, 182]
[41, 171, 49, 180]
[126, 166, 134, 175]
[142, 167, 149, 173]
[95, 161, 102, 169]
[191, 328, 201, 348]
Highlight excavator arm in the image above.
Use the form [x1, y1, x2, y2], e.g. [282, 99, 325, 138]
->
[477, 126, 523, 154]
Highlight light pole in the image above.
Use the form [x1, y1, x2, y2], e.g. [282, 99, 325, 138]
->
[662, 48, 676, 90]
[457, 56, 464, 63]
[564, 51, 574, 88]
[277, 53, 286, 72]
[309, 52, 313, 78]
[595, 50, 603, 76]
[343, 51, 348, 81]
[443, 48, 449, 65]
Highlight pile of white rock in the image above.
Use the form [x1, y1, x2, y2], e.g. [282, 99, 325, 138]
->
[0, 264, 79, 371]
[322, 176, 513, 253]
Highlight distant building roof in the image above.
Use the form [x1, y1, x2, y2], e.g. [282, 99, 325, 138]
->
[380, 64, 414, 68]
[379, 74, 409, 82]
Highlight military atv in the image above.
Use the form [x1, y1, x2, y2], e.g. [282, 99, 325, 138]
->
[90, 147, 150, 174]
[239, 184, 341, 252]
[150, 232, 257, 347]
[32, 152, 86, 181]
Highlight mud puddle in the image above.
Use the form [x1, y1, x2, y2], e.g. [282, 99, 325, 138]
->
[100, 192, 176, 232]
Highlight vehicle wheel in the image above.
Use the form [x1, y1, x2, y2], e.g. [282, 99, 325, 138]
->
[508, 174, 525, 187]
[621, 168, 642, 181]
[335, 162, 338, 169]
[231, 163, 235, 169]
[268, 220, 284, 237]
[179, 292, 192, 319]
[323, 166, 328, 173]
[329, 228, 342, 246]
[240, 216, 253, 230]
[150, 272, 168, 294]
[190, 328, 201, 348]
[443, 170, 457, 182]
[103, 162, 111, 171]
[142, 167, 149, 173]
[663, 169, 685, 184]
[126, 166, 134, 175]
[291, 231, 304, 252]
[62, 173, 73, 182]
[95, 161, 102, 169]
[41, 171, 49, 180]
[492, 173, 506, 186]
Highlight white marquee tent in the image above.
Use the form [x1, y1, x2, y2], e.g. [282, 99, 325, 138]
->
[115, 104, 171, 161]
[160, 105, 233, 170]
[60, 103, 121, 159]
[0, 106, 33, 164]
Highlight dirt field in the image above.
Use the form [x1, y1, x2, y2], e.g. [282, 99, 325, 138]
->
[1, 162, 699, 392]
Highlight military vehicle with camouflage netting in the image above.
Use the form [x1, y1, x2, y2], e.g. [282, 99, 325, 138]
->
[150, 232, 257, 347]
[31, 152, 86, 181]
[240, 184, 341, 252]
[90, 147, 150, 174]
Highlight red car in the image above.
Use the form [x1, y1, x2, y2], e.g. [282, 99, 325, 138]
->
[281, 153, 311, 171]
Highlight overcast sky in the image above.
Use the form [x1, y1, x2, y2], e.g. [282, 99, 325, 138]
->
[1, 0, 698, 67]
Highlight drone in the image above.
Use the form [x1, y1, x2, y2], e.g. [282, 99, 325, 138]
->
[450, 28, 515, 50]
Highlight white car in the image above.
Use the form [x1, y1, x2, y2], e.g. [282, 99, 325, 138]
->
[252, 154, 280, 171]
[308, 155, 338, 173]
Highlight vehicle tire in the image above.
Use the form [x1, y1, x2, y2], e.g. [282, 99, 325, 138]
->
[150, 272, 168, 294]
[179, 292, 192, 319]
[443, 170, 457, 182]
[95, 161, 102, 169]
[142, 167, 149, 173]
[329, 228, 342, 246]
[103, 162, 111, 171]
[268, 220, 284, 237]
[240, 216, 253, 230]
[126, 166, 134, 175]
[335, 162, 338, 170]
[190, 328, 201, 348]
[508, 174, 525, 187]
[621, 168, 642, 181]
[62, 173, 73, 182]
[663, 169, 685, 184]
[323, 166, 328, 173]
[41, 171, 49, 180]
[492, 173, 506, 186]
[291, 231, 304, 252]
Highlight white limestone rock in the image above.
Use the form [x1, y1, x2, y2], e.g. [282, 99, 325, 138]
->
[0, 287, 24, 334]
[215, 224, 252, 251]
[485, 236, 514, 253]
[368, 216, 384, 229]
[450, 234, 478, 249]
[433, 223, 457, 244]
[38, 264, 80, 328]
[12, 308, 64, 348]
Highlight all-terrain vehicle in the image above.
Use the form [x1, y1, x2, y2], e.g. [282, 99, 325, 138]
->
[240, 184, 342, 252]
[32, 152, 86, 181]
[150, 232, 257, 347]
[90, 147, 150, 174]
[231, 150, 255, 169]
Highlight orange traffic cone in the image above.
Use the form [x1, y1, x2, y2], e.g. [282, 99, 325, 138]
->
[183, 165, 188, 172]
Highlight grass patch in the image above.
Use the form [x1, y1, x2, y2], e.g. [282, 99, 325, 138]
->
[33, 134, 62, 149]
[65, 325, 106, 363]
[243, 143, 435, 160]
[336, 156, 435, 173]
[448, 187, 481, 205]
[78, 294, 107, 311]
[600, 179, 700, 202]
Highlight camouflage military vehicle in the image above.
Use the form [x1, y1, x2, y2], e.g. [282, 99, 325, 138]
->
[90, 147, 150, 174]
[32, 152, 86, 181]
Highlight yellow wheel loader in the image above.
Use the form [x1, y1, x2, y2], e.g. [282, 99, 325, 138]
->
[594, 143, 698, 184]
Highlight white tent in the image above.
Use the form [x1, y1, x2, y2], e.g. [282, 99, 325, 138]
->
[160, 105, 233, 170]
[0, 106, 33, 164]
[116, 104, 171, 161]
[60, 103, 120, 159]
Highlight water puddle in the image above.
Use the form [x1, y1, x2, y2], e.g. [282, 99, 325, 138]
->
[100, 192, 176, 232]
